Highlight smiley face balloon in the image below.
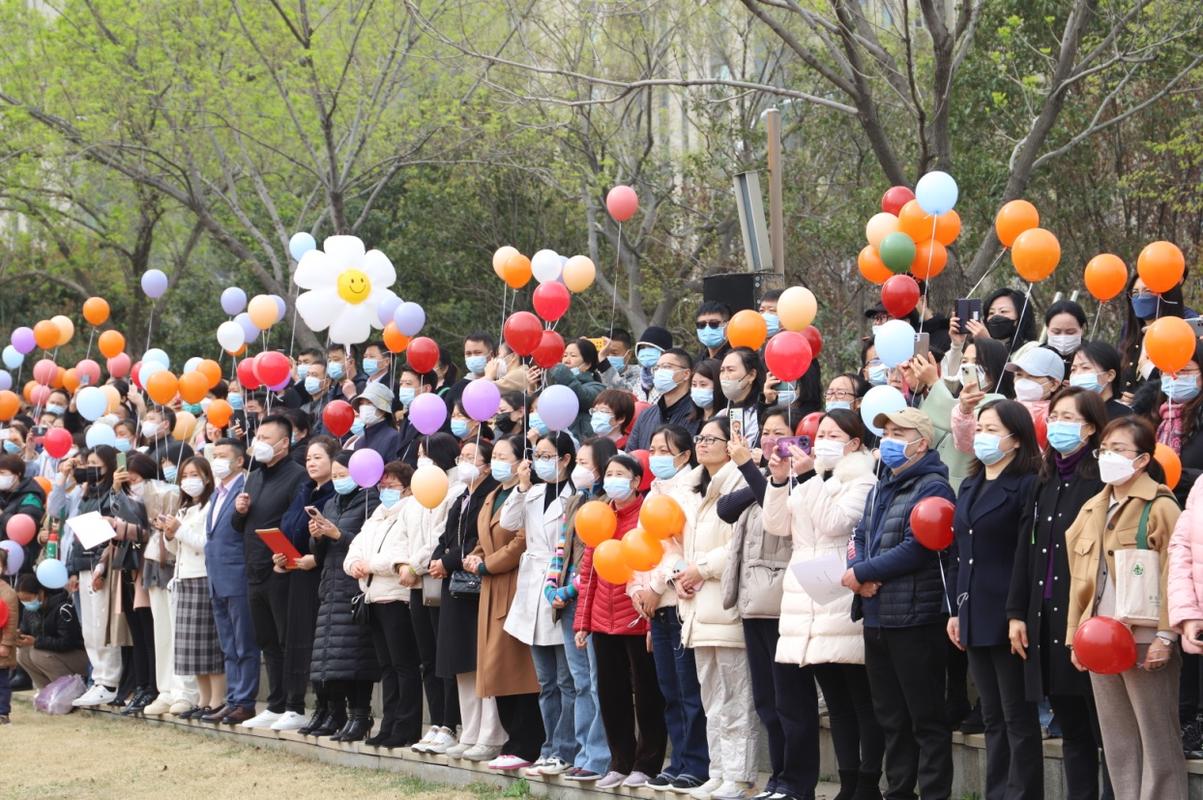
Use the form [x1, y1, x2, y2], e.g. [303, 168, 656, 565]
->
[337, 268, 372, 304]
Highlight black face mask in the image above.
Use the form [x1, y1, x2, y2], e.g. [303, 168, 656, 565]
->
[985, 315, 1017, 341]
[494, 416, 516, 434]
[74, 466, 103, 485]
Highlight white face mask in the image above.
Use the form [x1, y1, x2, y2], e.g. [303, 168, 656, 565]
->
[180, 477, 206, 498]
[210, 458, 232, 480]
[142, 421, 161, 438]
[812, 439, 847, 467]
[1047, 333, 1082, 355]
[1098, 451, 1139, 485]
[417, 457, 433, 470]
[1014, 377, 1045, 402]
[0, 473, 16, 491]
[570, 465, 596, 488]
[358, 405, 379, 423]
[252, 439, 276, 464]
[457, 462, 481, 483]
[128, 482, 145, 501]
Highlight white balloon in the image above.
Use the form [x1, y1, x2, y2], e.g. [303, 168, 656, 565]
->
[140, 360, 166, 382]
[216, 320, 245, 352]
[76, 386, 108, 421]
[1, 346, 21, 370]
[143, 348, 170, 369]
[860, 385, 908, 436]
[531, 249, 563, 284]
[85, 422, 117, 448]
[873, 319, 916, 368]
[184, 356, 203, 375]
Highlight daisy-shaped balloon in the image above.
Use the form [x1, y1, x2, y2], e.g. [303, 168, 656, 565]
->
[294, 235, 397, 344]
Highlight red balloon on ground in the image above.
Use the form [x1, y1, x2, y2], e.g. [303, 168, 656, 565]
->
[323, 400, 355, 437]
[236, 358, 261, 390]
[798, 411, 823, 443]
[1073, 616, 1137, 674]
[533, 282, 571, 322]
[532, 330, 565, 369]
[910, 496, 955, 550]
[764, 332, 813, 382]
[801, 326, 823, 359]
[881, 185, 916, 216]
[406, 337, 440, 374]
[503, 311, 543, 356]
[42, 427, 72, 459]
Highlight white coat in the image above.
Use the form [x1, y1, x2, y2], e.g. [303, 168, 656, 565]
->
[344, 499, 411, 604]
[679, 462, 748, 649]
[501, 480, 572, 647]
[404, 470, 466, 575]
[627, 466, 697, 610]
[163, 502, 210, 580]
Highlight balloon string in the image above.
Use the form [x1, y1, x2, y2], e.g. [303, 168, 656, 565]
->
[995, 281, 1033, 393]
[917, 215, 938, 337]
[938, 555, 952, 615]
[85, 329, 95, 364]
[499, 285, 507, 348]
[609, 221, 621, 340]
[145, 302, 155, 355]
[967, 247, 1007, 299]
[1091, 301, 1104, 338]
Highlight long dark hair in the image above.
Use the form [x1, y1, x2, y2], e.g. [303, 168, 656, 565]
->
[694, 416, 730, 496]
[179, 456, 215, 509]
[985, 287, 1036, 352]
[1099, 415, 1166, 484]
[1119, 269, 1189, 382]
[1039, 387, 1107, 482]
[1073, 340, 1123, 399]
[968, 399, 1040, 477]
[970, 337, 1014, 398]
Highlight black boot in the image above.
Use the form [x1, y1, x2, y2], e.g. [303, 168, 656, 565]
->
[364, 718, 397, 747]
[298, 705, 330, 737]
[852, 771, 882, 800]
[338, 709, 373, 743]
[833, 769, 859, 800]
[312, 706, 347, 738]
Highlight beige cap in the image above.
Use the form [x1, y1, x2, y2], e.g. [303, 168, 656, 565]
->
[873, 407, 935, 447]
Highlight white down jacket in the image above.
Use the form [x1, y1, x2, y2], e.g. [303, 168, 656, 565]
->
[679, 461, 748, 649]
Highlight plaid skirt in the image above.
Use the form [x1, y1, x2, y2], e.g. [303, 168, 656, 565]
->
[173, 576, 224, 675]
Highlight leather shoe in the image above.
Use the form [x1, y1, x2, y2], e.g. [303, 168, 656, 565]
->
[338, 712, 373, 744]
[220, 706, 256, 725]
[312, 710, 347, 738]
[201, 704, 230, 723]
[298, 707, 330, 737]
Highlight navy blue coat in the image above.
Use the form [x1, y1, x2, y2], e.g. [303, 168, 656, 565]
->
[205, 474, 248, 599]
[351, 419, 402, 463]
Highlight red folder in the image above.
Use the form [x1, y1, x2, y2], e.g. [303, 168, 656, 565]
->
[256, 528, 302, 568]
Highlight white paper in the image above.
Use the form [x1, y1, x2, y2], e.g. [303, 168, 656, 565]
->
[66, 511, 116, 551]
[790, 554, 849, 606]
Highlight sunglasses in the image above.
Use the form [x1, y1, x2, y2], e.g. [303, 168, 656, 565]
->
[696, 320, 725, 329]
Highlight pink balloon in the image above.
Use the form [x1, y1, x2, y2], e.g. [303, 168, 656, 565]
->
[409, 393, 447, 435]
[107, 352, 131, 378]
[5, 514, 36, 546]
[348, 448, 385, 488]
[76, 358, 102, 387]
[462, 378, 500, 422]
[33, 358, 57, 385]
[606, 185, 639, 223]
[29, 385, 50, 406]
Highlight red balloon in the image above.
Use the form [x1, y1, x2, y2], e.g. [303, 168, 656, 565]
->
[504, 311, 543, 356]
[322, 399, 355, 437]
[130, 360, 143, 389]
[1032, 412, 1047, 451]
[802, 326, 823, 359]
[107, 353, 131, 379]
[881, 275, 920, 319]
[532, 330, 565, 369]
[407, 336, 440, 374]
[881, 185, 916, 216]
[606, 185, 639, 223]
[256, 351, 290, 387]
[797, 411, 823, 443]
[1073, 616, 1137, 674]
[0, 598, 6, 628]
[764, 331, 813, 382]
[236, 358, 261, 390]
[909, 497, 955, 550]
[5, 514, 36, 546]
[43, 427, 72, 459]
[533, 282, 571, 322]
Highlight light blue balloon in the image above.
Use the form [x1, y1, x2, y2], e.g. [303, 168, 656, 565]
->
[873, 319, 916, 368]
[0, 372, 11, 392]
[393, 302, 426, 337]
[36, 558, 68, 590]
[85, 422, 117, 449]
[377, 292, 401, 326]
[183, 357, 203, 375]
[289, 232, 317, 261]
[1, 345, 22, 370]
[143, 348, 170, 369]
[860, 385, 908, 436]
[76, 386, 108, 422]
[271, 295, 287, 322]
[141, 269, 169, 299]
[236, 312, 261, 339]
[221, 287, 247, 315]
[915, 171, 959, 215]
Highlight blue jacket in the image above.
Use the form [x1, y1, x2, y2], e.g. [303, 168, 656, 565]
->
[351, 420, 401, 463]
[205, 474, 247, 599]
[627, 393, 699, 452]
[850, 450, 956, 628]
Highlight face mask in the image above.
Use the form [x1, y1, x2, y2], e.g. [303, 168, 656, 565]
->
[879, 437, 914, 470]
[490, 460, 513, 482]
[304, 375, 323, 395]
[142, 421, 161, 439]
[973, 432, 1012, 465]
[457, 462, 481, 483]
[200, 398, 212, 413]
[649, 454, 680, 480]
[493, 414, 515, 434]
[653, 368, 679, 394]
[0, 474, 15, 491]
[46, 403, 66, 416]
[1014, 378, 1046, 402]
[397, 387, 416, 408]
[1047, 333, 1082, 355]
[211, 458, 232, 480]
[450, 418, 470, 438]
[1161, 374, 1201, 403]
[604, 477, 633, 501]
[697, 325, 726, 349]
[777, 388, 797, 406]
[465, 355, 488, 375]
[128, 482, 145, 501]
[813, 439, 847, 466]
[163, 464, 178, 483]
[379, 487, 403, 508]
[359, 405, 380, 424]
[1098, 450, 1139, 485]
[762, 312, 781, 337]
[1069, 372, 1103, 393]
[362, 358, 379, 375]
[333, 476, 358, 495]
[590, 411, 614, 436]
[530, 412, 550, 437]
[326, 361, 345, 380]
[721, 378, 746, 401]
[74, 466, 102, 484]
[1131, 293, 1158, 320]
[350, 419, 365, 436]
[571, 465, 596, 488]
[183, 402, 203, 416]
[826, 400, 852, 412]
[417, 457, 434, 469]
[2, 441, 19, 455]
[607, 355, 626, 372]
[228, 393, 244, 411]
[690, 387, 713, 408]
[1046, 421, 1085, 455]
[180, 477, 205, 498]
[494, 359, 509, 379]
[985, 315, 1017, 340]
[252, 439, 276, 463]
[21, 599, 40, 613]
[867, 364, 888, 386]
[296, 364, 311, 380]
[636, 347, 662, 369]
[534, 458, 560, 483]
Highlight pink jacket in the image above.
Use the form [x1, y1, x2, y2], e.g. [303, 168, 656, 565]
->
[1169, 479, 1203, 653]
[951, 395, 1047, 455]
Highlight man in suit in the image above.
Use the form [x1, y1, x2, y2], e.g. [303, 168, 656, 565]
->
[202, 438, 261, 725]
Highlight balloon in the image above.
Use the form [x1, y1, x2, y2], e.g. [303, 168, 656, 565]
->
[43, 427, 72, 458]
[910, 239, 948, 280]
[994, 200, 1039, 248]
[33, 320, 59, 350]
[880, 185, 915, 216]
[85, 422, 117, 449]
[777, 286, 818, 331]
[462, 379, 501, 422]
[321, 400, 354, 436]
[1084, 254, 1128, 302]
[11, 326, 35, 354]
[593, 538, 633, 584]
[5, 513, 36, 546]
[216, 320, 245, 353]
[98, 329, 125, 358]
[873, 319, 916, 367]
[76, 386, 108, 421]
[236, 312, 259, 341]
[382, 323, 410, 354]
[621, 528, 663, 572]
[860, 385, 907, 435]
[51, 315, 74, 346]
[1011, 227, 1061, 282]
[763, 332, 813, 382]
[878, 232, 916, 274]
[533, 281, 571, 322]
[881, 275, 920, 319]
[576, 500, 618, 546]
[897, 199, 934, 242]
[221, 286, 247, 315]
[725, 309, 766, 350]
[531, 249, 563, 285]
[141, 268, 168, 298]
[348, 448, 385, 488]
[412, 463, 450, 509]
[532, 330, 565, 369]
[145, 370, 178, 405]
[248, 294, 278, 329]
[798, 411, 823, 442]
[207, 399, 233, 428]
[106, 353, 131, 379]
[178, 371, 210, 404]
[289, 231, 317, 261]
[376, 292, 402, 327]
[1155, 443, 1182, 489]
[28, 384, 49, 406]
[858, 246, 893, 285]
[59, 367, 76, 393]
[82, 297, 110, 326]
[933, 211, 961, 246]
[865, 212, 900, 249]
[0, 373, 10, 392]
[537, 384, 579, 432]
[100, 385, 121, 413]
[255, 352, 288, 387]
[406, 336, 440, 374]
[236, 358, 261, 390]
[36, 558, 68, 590]
[1073, 616, 1137, 674]
[197, 359, 221, 388]
[33, 358, 57, 385]
[1137, 241, 1186, 293]
[0, 391, 18, 421]
[1144, 317, 1196, 374]
[493, 245, 520, 278]
[802, 326, 823, 359]
[143, 348, 170, 369]
[563, 256, 596, 293]
[639, 495, 685, 539]
[502, 252, 532, 289]
[76, 359, 101, 387]
[409, 393, 448, 435]
[910, 497, 955, 550]
[393, 302, 426, 337]
[606, 185, 639, 223]
[503, 311, 543, 356]
[914, 170, 958, 214]
[34, 476, 51, 496]
[0, 541, 23, 576]
[2, 346, 22, 370]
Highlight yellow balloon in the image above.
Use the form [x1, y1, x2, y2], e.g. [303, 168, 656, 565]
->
[101, 384, 122, 413]
[562, 255, 596, 293]
[51, 314, 75, 347]
[777, 286, 817, 331]
[247, 294, 278, 329]
[412, 464, 449, 509]
[865, 212, 900, 250]
[173, 410, 197, 441]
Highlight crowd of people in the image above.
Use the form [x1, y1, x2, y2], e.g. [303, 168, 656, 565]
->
[2, 273, 1203, 800]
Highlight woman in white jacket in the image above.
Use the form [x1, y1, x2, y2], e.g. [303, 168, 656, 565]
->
[762, 408, 884, 800]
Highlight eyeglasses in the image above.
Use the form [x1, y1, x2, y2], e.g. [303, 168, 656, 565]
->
[825, 389, 855, 400]
[655, 363, 687, 372]
[1094, 447, 1140, 458]
[696, 319, 725, 329]
[694, 435, 728, 445]
[533, 454, 559, 462]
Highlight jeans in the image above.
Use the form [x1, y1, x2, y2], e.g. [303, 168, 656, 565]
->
[560, 601, 609, 773]
[531, 643, 577, 763]
[650, 607, 709, 781]
[967, 644, 1043, 800]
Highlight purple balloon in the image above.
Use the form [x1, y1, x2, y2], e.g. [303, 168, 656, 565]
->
[349, 448, 385, 488]
[393, 302, 426, 337]
[271, 295, 287, 322]
[377, 292, 402, 327]
[11, 327, 35, 355]
[268, 376, 291, 392]
[0, 540, 23, 575]
[0, 372, 12, 392]
[221, 287, 247, 315]
[236, 312, 261, 340]
[409, 393, 447, 435]
[537, 384, 579, 432]
[462, 378, 500, 422]
[141, 269, 169, 299]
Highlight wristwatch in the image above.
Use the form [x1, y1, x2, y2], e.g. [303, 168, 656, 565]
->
[1155, 632, 1175, 645]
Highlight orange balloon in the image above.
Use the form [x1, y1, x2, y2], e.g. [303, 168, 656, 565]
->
[173, 411, 197, 441]
[101, 385, 121, 413]
[34, 476, 51, 496]
[640, 494, 686, 539]
[1084, 254, 1128, 302]
[995, 200, 1039, 248]
[383, 322, 411, 354]
[207, 399, 233, 427]
[247, 294, 278, 330]
[62, 368, 81, 395]
[910, 239, 948, 280]
[145, 370, 179, 406]
[0, 390, 18, 421]
[1144, 317, 1198, 374]
[933, 211, 961, 246]
[178, 371, 210, 404]
[897, 200, 935, 242]
[858, 246, 893, 285]
[98, 330, 125, 359]
[82, 297, 110, 326]
[593, 539, 633, 584]
[727, 309, 767, 349]
[21, 381, 34, 404]
[197, 359, 222, 388]
[51, 315, 74, 346]
[620, 527, 664, 572]
[33, 320, 59, 351]
[576, 500, 617, 547]
[1137, 241, 1185, 294]
[51, 366, 65, 390]
[232, 344, 247, 357]
[502, 252, 532, 290]
[1155, 443, 1182, 490]
[1011, 227, 1060, 282]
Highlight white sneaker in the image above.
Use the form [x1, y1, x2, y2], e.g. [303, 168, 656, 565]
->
[624, 771, 651, 787]
[270, 711, 309, 731]
[411, 725, 441, 753]
[689, 778, 724, 800]
[239, 709, 283, 729]
[597, 772, 628, 789]
[426, 727, 457, 754]
[541, 756, 572, 775]
[463, 744, 503, 762]
[168, 701, 195, 716]
[521, 757, 552, 777]
[488, 754, 533, 770]
[72, 684, 117, 707]
[444, 741, 473, 758]
[710, 780, 752, 800]
[142, 697, 174, 716]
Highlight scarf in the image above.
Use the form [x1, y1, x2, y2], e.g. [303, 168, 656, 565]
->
[1053, 444, 1089, 482]
[1157, 401, 1184, 454]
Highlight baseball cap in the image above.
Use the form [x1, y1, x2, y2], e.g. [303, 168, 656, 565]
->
[873, 407, 935, 447]
[1005, 346, 1065, 381]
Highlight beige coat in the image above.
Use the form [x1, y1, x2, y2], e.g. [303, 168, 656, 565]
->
[679, 462, 748, 649]
[0, 580, 17, 668]
[627, 466, 697, 609]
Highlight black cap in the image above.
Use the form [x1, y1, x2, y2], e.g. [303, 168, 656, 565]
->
[636, 326, 673, 352]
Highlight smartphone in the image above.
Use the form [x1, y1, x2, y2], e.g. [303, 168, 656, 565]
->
[1186, 317, 1203, 337]
[32, 425, 47, 437]
[960, 363, 979, 389]
[728, 407, 743, 438]
[304, 506, 321, 519]
[116, 451, 127, 470]
[776, 435, 812, 457]
[914, 332, 931, 359]
[955, 298, 982, 335]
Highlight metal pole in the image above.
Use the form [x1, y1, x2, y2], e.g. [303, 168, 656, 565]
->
[765, 107, 785, 279]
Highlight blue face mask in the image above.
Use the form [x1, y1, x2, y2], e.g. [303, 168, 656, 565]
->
[1162, 374, 1201, 403]
[397, 387, 416, 408]
[649, 454, 679, 480]
[590, 410, 614, 436]
[607, 355, 626, 372]
[653, 368, 679, 394]
[1047, 421, 1085, 455]
[972, 432, 1011, 466]
[533, 458, 559, 483]
[1131, 293, 1159, 320]
[697, 325, 726, 349]
[114, 438, 132, 453]
[362, 358, 379, 375]
[690, 387, 713, 408]
[2, 441, 19, 455]
[762, 312, 781, 337]
[603, 477, 633, 501]
[327, 361, 345, 381]
[46, 403, 66, 416]
[351, 418, 365, 436]
[296, 364, 311, 380]
[228, 393, 244, 411]
[490, 460, 513, 482]
[777, 388, 797, 406]
[465, 355, 488, 375]
[450, 418, 470, 438]
[867, 364, 889, 386]
[826, 400, 852, 412]
[1069, 372, 1103, 393]
[183, 402, 202, 415]
[304, 375, 322, 395]
[636, 347, 661, 369]
[163, 464, 178, 483]
[333, 476, 358, 495]
[879, 437, 913, 470]
[530, 412, 550, 437]
[21, 599, 40, 612]
[379, 487, 403, 508]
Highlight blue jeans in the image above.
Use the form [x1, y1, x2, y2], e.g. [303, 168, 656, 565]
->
[650, 608, 710, 780]
[560, 601, 610, 773]
[531, 643, 578, 763]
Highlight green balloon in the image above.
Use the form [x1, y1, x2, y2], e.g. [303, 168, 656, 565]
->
[879, 232, 916, 273]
